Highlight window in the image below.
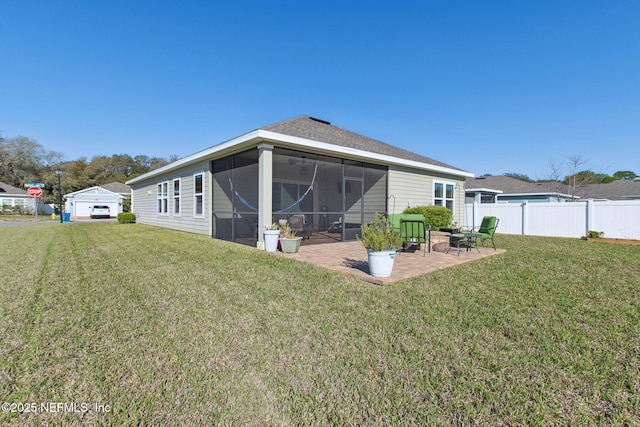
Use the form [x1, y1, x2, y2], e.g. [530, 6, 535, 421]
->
[173, 179, 181, 215]
[194, 173, 203, 217]
[481, 193, 496, 203]
[157, 182, 168, 214]
[434, 182, 455, 210]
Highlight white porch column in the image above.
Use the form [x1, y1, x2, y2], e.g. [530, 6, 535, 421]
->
[257, 144, 274, 250]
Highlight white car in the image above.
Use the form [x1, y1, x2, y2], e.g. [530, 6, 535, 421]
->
[90, 205, 111, 219]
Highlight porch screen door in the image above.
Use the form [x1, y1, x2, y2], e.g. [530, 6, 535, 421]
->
[343, 178, 363, 241]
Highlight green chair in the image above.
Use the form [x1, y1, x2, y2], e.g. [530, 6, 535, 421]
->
[388, 214, 430, 255]
[468, 216, 499, 250]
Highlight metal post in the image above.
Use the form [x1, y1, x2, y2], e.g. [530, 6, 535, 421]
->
[55, 169, 63, 223]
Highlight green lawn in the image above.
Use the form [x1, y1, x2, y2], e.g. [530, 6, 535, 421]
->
[1, 223, 639, 426]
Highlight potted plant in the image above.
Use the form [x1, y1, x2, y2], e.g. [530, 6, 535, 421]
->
[263, 222, 281, 252]
[279, 223, 303, 253]
[358, 213, 402, 278]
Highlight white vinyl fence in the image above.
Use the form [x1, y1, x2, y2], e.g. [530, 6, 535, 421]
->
[465, 200, 640, 240]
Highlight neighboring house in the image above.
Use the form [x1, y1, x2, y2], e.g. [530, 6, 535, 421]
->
[466, 176, 640, 203]
[465, 176, 578, 203]
[100, 182, 132, 199]
[64, 182, 131, 218]
[579, 178, 640, 201]
[126, 116, 473, 248]
[0, 181, 35, 213]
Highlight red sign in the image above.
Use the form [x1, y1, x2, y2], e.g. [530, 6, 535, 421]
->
[27, 186, 43, 197]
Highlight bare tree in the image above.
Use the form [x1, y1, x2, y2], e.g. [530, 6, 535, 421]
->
[545, 155, 609, 200]
[545, 157, 567, 201]
[565, 155, 592, 198]
[0, 136, 62, 187]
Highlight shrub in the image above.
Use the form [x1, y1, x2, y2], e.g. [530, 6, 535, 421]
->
[358, 213, 402, 251]
[117, 212, 136, 224]
[402, 205, 452, 231]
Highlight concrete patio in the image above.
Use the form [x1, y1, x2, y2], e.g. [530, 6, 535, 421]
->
[274, 241, 506, 285]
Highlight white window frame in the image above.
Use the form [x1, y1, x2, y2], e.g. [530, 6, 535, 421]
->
[157, 182, 168, 214]
[173, 178, 181, 216]
[193, 172, 204, 218]
[434, 181, 455, 211]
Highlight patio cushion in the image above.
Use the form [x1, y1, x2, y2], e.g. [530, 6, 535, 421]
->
[388, 214, 427, 244]
[476, 216, 497, 237]
[464, 216, 499, 249]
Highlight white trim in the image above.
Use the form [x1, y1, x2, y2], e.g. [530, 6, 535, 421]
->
[63, 185, 124, 198]
[157, 182, 169, 215]
[465, 187, 504, 194]
[127, 131, 260, 185]
[193, 172, 204, 218]
[172, 178, 181, 216]
[500, 192, 578, 199]
[258, 130, 474, 178]
[126, 129, 473, 185]
[434, 180, 456, 210]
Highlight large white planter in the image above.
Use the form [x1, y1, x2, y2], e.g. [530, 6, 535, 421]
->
[367, 249, 396, 278]
[264, 229, 281, 252]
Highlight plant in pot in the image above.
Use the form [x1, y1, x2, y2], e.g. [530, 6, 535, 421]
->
[263, 222, 281, 252]
[358, 213, 402, 278]
[279, 223, 303, 253]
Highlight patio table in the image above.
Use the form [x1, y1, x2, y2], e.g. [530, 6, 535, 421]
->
[447, 233, 482, 256]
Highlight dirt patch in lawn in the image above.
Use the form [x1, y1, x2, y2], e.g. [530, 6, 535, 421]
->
[587, 237, 640, 245]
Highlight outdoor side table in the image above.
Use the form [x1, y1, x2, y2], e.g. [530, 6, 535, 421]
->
[447, 233, 482, 256]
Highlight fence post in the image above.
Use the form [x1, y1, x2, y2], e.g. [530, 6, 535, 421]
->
[473, 201, 478, 229]
[521, 201, 528, 235]
[586, 199, 594, 236]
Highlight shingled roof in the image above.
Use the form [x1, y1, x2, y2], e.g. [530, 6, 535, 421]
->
[0, 181, 28, 195]
[466, 176, 574, 195]
[261, 116, 467, 173]
[127, 115, 472, 185]
[101, 182, 131, 194]
[580, 179, 640, 200]
[466, 176, 640, 200]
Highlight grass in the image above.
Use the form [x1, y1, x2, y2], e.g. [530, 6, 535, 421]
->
[1, 223, 639, 426]
[0, 214, 58, 222]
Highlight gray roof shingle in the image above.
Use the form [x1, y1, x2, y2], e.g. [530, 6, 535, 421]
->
[0, 182, 28, 195]
[466, 176, 640, 200]
[101, 182, 131, 194]
[580, 180, 640, 200]
[260, 116, 467, 173]
[465, 176, 573, 195]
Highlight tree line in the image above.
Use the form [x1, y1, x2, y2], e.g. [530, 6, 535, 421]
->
[0, 134, 176, 204]
[3, 134, 637, 206]
[492, 153, 636, 185]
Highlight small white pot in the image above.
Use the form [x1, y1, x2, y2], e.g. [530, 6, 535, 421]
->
[264, 229, 281, 252]
[367, 249, 396, 278]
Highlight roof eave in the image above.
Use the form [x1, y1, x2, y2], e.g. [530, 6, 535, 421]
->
[126, 130, 261, 185]
[259, 130, 474, 178]
[63, 186, 124, 198]
[499, 192, 578, 198]
[465, 187, 504, 194]
[126, 128, 473, 185]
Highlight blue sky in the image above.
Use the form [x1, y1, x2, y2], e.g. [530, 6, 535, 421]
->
[1, 1, 638, 179]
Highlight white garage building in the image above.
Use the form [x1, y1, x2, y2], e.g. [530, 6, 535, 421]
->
[64, 183, 130, 218]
